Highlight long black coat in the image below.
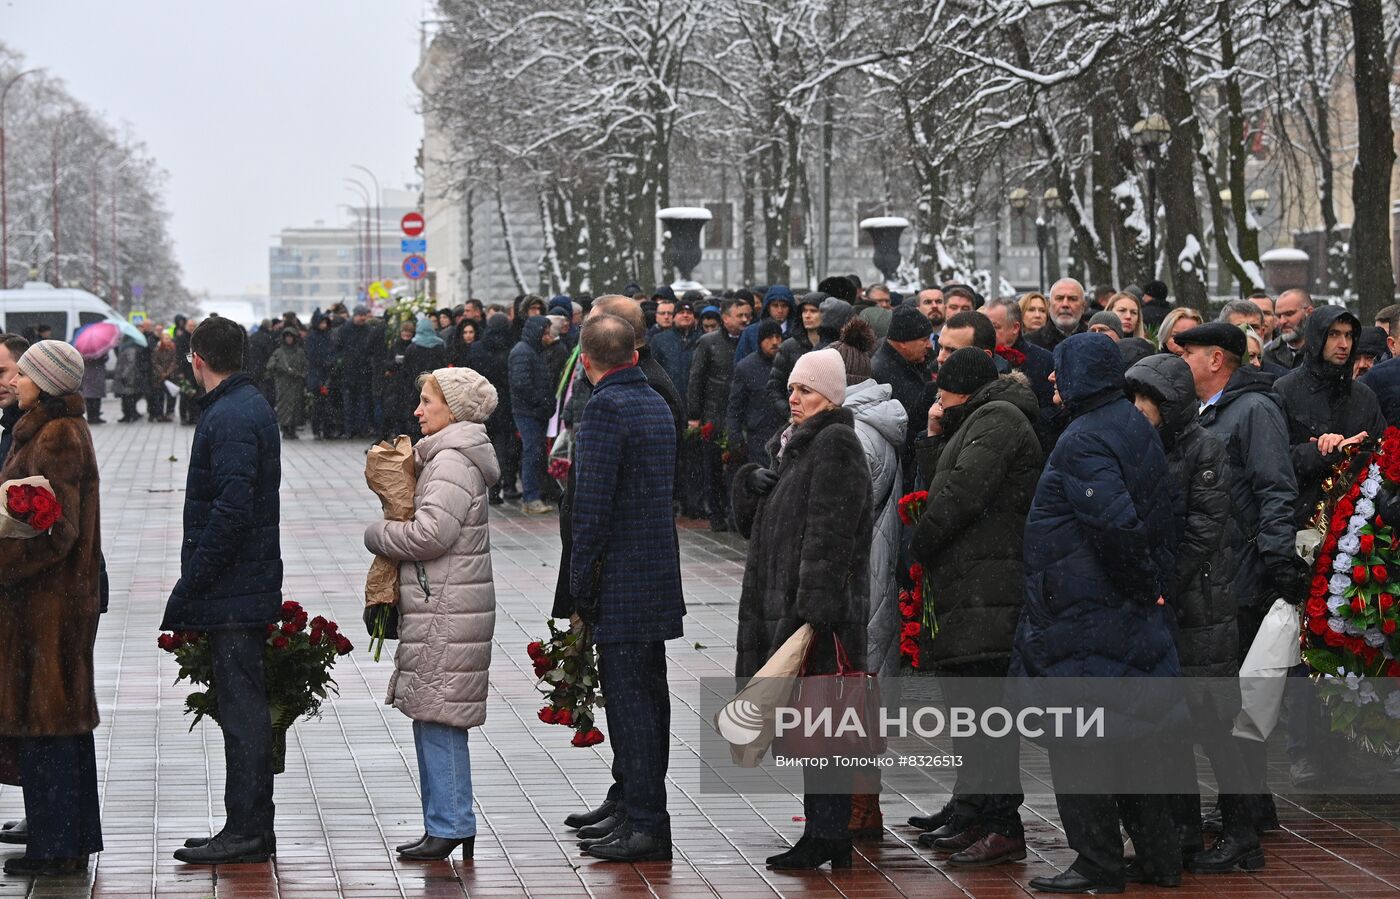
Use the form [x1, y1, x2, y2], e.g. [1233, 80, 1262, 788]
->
[1275, 306, 1387, 528]
[687, 328, 741, 425]
[912, 375, 1042, 669]
[1126, 355, 1238, 676]
[732, 407, 873, 679]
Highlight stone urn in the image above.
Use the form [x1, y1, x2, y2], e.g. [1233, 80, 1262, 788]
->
[658, 207, 712, 287]
[859, 216, 910, 283]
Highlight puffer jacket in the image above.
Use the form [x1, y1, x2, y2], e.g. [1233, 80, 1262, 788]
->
[363, 421, 500, 730]
[508, 316, 556, 421]
[1275, 305, 1387, 528]
[845, 379, 907, 681]
[1126, 354, 1238, 676]
[1198, 365, 1298, 608]
[913, 374, 1042, 669]
[1012, 333, 1180, 681]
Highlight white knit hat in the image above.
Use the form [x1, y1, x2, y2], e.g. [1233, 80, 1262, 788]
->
[432, 367, 497, 423]
[788, 347, 847, 407]
[18, 340, 84, 397]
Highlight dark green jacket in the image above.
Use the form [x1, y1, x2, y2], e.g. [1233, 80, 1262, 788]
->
[912, 374, 1042, 669]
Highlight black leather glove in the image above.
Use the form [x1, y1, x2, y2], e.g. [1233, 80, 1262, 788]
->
[1265, 553, 1310, 605]
[363, 604, 399, 640]
[747, 467, 779, 496]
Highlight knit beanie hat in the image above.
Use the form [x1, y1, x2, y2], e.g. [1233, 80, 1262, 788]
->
[830, 318, 876, 385]
[887, 305, 933, 342]
[937, 347, 998, 395]
[432, 367, 498, 424]
[19, 340, 84, 397]
[788, 348, 847, 407]
[1088, 310, 1124, 338]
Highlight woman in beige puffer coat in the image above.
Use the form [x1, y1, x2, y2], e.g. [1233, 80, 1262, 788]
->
[364, 365, 499, 863]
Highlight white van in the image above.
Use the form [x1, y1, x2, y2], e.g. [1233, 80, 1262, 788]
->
[0, 282, 127, 340]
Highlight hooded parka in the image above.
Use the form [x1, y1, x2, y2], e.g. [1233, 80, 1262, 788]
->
[265, 332, 309, 430]
[845, 379, 908, 680]
[912, 374, 1043, 670]
[1125, 355, 1238, 676]
[363, 420, 500, 730]
[1274, 305, 1387, 528]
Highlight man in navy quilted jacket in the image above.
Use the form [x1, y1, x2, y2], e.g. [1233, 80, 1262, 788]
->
[161, 317, 282, 865]
[570, 313, 684, 863]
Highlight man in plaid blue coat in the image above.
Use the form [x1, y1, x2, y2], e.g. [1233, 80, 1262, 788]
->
[570, 313, 684, 862]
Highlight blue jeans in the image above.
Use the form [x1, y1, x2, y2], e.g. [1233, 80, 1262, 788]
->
[413, 721, 477, 839]
[514, 414, 547, 502]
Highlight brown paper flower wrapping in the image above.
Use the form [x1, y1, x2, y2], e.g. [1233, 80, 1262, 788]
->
[364, 436, 417, 606]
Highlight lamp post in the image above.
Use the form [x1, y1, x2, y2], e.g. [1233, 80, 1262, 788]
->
[1043, 188, 1062, 286]
[1132, 113, 1171, 277]
[1248, 188, 1269, 218]
[50, 111, 76, 286]
[91, 146, 116, 291]
[109, 156, 132, 308]
[350, 164, 381, 281]
[344, 179, 372, 291]
[338, 203, 364, 287]
[1009, 188, 1041, 291]
[1, 68, 39, 289]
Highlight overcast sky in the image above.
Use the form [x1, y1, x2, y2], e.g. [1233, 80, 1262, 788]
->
[6, 0, 425, 296]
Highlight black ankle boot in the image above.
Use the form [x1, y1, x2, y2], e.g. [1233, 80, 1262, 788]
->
[399, 835, 472, 860]
[766, 836, 851, 870]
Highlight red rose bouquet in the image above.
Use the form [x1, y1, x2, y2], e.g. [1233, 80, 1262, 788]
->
[0, 476, 62, 538]
[528, 618, 605, 747]
[158, 600, 352, 773]
[1304, 428, 1400, 755]
[895, 491, 938, 669]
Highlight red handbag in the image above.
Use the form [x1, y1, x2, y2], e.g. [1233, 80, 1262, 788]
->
[772, 632, 886, 761]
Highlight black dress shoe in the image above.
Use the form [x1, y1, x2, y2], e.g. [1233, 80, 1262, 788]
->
[577, 813, 624, 840]
[396, 833, 428, 853]
[2, 854, 88, 876]
[183, 831, 276, 854]
[584, 829, 672, 862]
[173, 832, 272, 864]
[0, 818, 27, 844]
[1188, 835, 1265, 873]
[579, 825, 627, 851]
[562, 795, 618, 828]
[399, 835, 473, 860]
[1028, 869, 1125, 894]
[765, 836, 851, 870]
[907, 801, 954, 832]
[1124, 859, 1182, 886]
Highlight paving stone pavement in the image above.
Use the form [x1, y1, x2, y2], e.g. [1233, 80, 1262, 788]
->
[2, 406, 1399, 897]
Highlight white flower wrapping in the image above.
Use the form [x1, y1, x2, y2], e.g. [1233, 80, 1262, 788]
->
[0, 475, 55, 539]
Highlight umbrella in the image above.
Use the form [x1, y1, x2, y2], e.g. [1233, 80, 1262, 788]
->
[72, 322, 120, 360]
[111, 317, 148, 348]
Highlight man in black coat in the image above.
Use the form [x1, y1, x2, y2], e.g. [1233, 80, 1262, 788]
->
[766, 293, 835, 416]
[651, 302, 705, 516]
[687, 298, 751, 530]
[163, 318, 282, 865]
[332, 306, 375, 438]
[0, 333, 28, 469]
[872, 305, 935, 480]
[1262, 289, 1313, 371]
[726, 320, 785, 468]
[1361, 317, 1400, 426]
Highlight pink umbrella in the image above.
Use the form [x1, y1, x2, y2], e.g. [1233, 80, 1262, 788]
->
[72, 321, 120, 360]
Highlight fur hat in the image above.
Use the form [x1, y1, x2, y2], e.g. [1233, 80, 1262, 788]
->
[830, 318, 875, 385]
[817, 275, 858, 304]
[431, 367, 497, 424]
[789, 347, 847, 407]
[19, 340, 84, 397]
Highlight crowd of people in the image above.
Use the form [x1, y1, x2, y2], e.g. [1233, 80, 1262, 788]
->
[0, 271, 1394, 891]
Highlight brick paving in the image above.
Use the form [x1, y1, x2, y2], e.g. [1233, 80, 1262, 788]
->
[1, 405, 1398, 897]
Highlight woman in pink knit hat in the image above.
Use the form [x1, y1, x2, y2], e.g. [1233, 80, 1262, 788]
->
[730, 347, 875, 871]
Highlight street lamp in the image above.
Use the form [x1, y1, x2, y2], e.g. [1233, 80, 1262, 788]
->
[1248, 188, 1269, 217]
[1, 68, 40, 289]
[1042, 188, 1062, 286]
[344, 179, 372, 291]
[1011, 187, 1047, 292]
[350, 164, 381, 280]
[50, 110, 77, 287]
[1132, 113, 1171, 276]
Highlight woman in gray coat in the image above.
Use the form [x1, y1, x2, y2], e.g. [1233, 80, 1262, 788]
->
[363, 366, 500, 862]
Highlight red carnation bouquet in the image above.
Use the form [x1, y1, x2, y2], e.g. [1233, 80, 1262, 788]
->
[159, 600, 353, 773]
[896, 491, 938, 670]
[527, 618, 605, 747]
[1, 477, 63, 538]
